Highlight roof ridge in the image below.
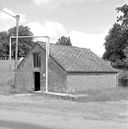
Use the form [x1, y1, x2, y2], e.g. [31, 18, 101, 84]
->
[36, 41, 90, 51]
[36, 41, 118, 73]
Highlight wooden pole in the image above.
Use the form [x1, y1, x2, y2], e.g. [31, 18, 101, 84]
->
[14, 15, 20, 88]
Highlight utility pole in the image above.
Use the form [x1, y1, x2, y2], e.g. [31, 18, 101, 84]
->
[15, 15, 20, 70]
[14, 15, 20, 88]
[0, 9, 20, 87]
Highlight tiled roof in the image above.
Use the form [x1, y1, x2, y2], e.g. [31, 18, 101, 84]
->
[37, 42, 118, 73]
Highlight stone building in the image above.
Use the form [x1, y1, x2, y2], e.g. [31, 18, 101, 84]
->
[16, 42, 118, 93]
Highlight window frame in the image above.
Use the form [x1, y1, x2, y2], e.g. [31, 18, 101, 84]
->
[33, 53, 41, 68]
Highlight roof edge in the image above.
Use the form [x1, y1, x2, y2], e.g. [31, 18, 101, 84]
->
[17, 42, 67, 72]
[17, 42, 38, 69]
[67, 71, 119, 74]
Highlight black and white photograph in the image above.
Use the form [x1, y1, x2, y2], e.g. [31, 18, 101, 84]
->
[0, 0, 128, 128]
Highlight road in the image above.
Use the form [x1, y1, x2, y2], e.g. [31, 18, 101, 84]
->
[0, 94, 128, 129]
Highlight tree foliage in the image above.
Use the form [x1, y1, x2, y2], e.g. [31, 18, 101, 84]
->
[0, 25, 34, 59]
[0, 31, 8, 58]
[116, 4, 128, 29]
[103, 4, 128, 69]
[56, 36, 72, 46]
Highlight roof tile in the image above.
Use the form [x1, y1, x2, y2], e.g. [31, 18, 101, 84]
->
[38, 42, 118, 73]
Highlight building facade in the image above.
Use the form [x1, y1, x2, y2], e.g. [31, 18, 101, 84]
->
[16, 42, 118, 94]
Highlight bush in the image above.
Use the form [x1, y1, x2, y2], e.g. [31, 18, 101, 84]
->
[118, 70, 128, 87]
[119, 77, 128, 87]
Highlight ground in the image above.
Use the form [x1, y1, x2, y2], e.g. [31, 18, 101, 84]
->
[0, 60, 128, 129]
[0, 94, 128, 129]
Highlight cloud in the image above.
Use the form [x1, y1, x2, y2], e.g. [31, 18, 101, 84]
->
[33, 0, 50, 6]
[0, 8, 27, 31]
[33, 0, 102, 6]
[27, 21, 106, 56]
[26, 21, 66, 42]
[69, 31, 106, 57]
[45, 22, 66, 39]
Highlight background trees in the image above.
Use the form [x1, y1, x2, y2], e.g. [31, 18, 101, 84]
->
[0, 25, 34, 59]
[0, 31, 8, 59]
[103, 4, 128, 69]
[56, 36, 72, 46]
[0, 28, 72, 59]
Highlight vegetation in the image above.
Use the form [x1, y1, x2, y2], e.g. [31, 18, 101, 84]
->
[76, 87, 128, 102]
[56, 36, 72, 46]
[103, 4, 128, 69]
[0, 25, 34, 59]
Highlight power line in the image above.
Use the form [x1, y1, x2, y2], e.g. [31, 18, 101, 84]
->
[0, 8, 16, 18]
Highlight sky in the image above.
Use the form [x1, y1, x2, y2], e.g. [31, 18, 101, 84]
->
[0, 0, 127, 57]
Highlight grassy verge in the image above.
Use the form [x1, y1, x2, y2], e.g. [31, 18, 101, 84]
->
[76, 87, 128, 102]
[31, 87, 128, 102]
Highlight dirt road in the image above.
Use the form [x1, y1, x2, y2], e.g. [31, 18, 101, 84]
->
[0, 94, 128, 129]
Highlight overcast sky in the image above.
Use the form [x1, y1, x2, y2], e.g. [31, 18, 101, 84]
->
[0, 0, 127, 56]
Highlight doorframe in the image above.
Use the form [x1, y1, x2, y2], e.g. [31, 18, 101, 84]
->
[33, 72, 41, 91]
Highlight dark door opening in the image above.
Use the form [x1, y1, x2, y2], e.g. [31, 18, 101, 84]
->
[34, 72, 40, 91]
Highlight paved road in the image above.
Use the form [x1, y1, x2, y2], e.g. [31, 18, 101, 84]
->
[0, 119, 48, 129]
[0, 94, 127, 129]
[0, 108, 128, 129]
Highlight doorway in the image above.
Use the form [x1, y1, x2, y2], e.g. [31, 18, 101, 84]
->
[34, 72, 40, 91]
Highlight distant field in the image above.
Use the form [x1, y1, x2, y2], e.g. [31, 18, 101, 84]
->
[0, 60, 15, 95]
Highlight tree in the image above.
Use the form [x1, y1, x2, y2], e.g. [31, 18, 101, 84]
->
[0, 25, 34, 59]
[56, 36, 72, 46]
[116, 4, 128, 29]
[0, 31, 9, 59]
[103, 4, 128, 69]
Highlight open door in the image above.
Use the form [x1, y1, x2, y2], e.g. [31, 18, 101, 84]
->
[34, 72, 40, 91]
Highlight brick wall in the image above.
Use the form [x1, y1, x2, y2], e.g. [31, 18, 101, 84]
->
[16, 44, 117, 94]
[16, 45, 42, 91]
[67, 73, 118, 93]
[16, 44, 67, 93]
[48, 57, 67, 93]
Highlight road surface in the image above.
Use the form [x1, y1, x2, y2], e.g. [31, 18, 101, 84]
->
[0, 94, 128, 129]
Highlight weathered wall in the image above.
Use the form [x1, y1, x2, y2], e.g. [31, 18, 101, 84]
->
[16, 45, 43, 91]
[67, 73, 118, 93]
[16, 44, 118, 94]
[16, 44, 67, 93]
[48, 57, 67, 93]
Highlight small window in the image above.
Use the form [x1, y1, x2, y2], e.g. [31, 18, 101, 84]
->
[33, 53, 41, 68]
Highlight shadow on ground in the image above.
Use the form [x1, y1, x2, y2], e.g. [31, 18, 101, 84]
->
[0, 120, 52, 129]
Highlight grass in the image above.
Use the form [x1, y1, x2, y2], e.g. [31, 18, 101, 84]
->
[76, 87, 128, 102]
[33, 87, 128, 102]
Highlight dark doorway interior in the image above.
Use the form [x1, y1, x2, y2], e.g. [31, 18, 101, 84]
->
[34, 72, 40, 91]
